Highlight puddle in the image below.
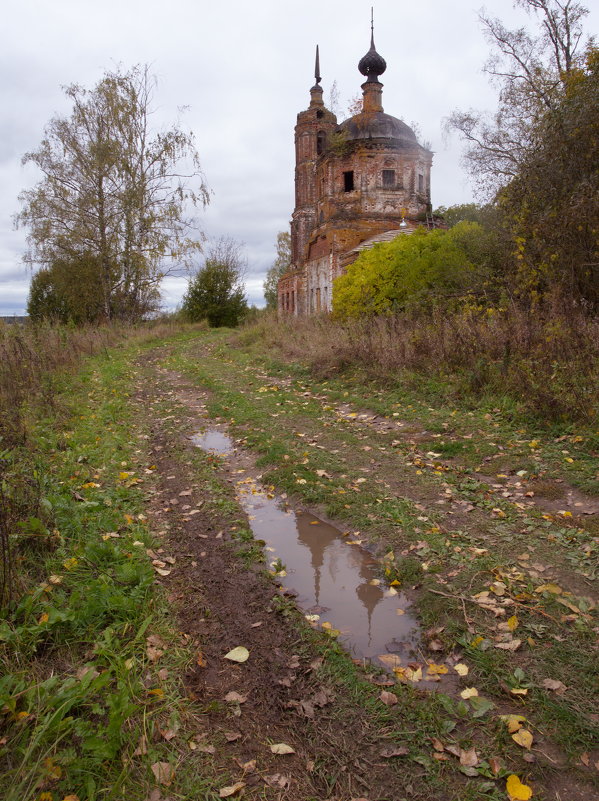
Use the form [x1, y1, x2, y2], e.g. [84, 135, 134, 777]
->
[190, 430, 234, 455]
[191, 428, 437, 676]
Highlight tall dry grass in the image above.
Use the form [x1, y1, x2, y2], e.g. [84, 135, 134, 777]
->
[240, 304, 599, 424]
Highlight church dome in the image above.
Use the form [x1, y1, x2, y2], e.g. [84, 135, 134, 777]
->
[338, 111, 418, 145]
[358, 44, 386, 82]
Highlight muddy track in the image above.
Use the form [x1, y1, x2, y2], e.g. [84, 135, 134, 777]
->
[134, 352, 428, 801]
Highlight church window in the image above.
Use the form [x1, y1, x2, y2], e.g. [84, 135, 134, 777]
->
[418, 173, 424, 192]
[317, 131, 326, 155]
[319, 210, 324, 223]
[316, 109, 324, 119]
[343, 171, 355, 192]
[382, 169, 395, 187]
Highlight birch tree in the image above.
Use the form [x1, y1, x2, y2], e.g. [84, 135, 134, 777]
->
[17, 65, 209, 321]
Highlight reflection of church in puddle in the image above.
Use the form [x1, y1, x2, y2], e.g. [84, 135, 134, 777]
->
[295, 512, 383, 647]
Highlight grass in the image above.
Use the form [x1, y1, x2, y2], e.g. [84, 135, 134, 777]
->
[1, 320, 597, 800]
[0, 338, 221, 801]
[160, 328, 598, 785]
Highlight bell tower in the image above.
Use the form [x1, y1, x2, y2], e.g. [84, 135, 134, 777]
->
[290, 46, 337, 266]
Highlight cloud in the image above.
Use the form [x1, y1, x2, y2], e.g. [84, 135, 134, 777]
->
[2, 0, 595, 315]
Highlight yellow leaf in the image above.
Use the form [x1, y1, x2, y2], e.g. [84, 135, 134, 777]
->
[510, 687, 528, 696]
[454, 663, 469, 676]
[62, 796, 81, 801]
[224, 646, 249, 663]
[63, 558, 78, 570]
[148, 688, 164, 698]
[38, 612, 49, 625]
[390, 579, 401, 586]
[44, 757, 62, 780]
[506, 774, 533, 800]
[427, 663, 449, 675]
[460, 687, 479, 699]
[507, 615, 519, 631]
[500, 714, 527, 733]
[405, 666, 422, 682]
[534, 583, 562, 594]
[512, 728, 533, 749]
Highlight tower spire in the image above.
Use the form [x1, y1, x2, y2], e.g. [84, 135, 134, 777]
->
[314, 44, 321, 85]
[371, 6, 374, 47]
[358, 8, 386, 84]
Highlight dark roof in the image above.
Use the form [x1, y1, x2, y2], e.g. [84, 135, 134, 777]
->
[338, 111, 418, 145]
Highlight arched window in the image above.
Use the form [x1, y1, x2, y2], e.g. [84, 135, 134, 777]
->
[316, 131, 326, 155]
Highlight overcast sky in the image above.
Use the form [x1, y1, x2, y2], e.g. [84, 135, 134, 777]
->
[1, 0, 596, 314]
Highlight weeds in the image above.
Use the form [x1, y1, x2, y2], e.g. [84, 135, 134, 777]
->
[240, 303, 599, 424]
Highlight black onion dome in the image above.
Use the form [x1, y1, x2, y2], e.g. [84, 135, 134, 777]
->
[358, 34, 386, 82]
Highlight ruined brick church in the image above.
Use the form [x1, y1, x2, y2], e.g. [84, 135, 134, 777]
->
[278, 27, 434, 315]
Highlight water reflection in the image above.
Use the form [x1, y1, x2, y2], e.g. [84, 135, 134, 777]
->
[192, 429, 421, 669]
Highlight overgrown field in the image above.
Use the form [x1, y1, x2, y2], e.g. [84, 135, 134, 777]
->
[240, 306, 599, 425]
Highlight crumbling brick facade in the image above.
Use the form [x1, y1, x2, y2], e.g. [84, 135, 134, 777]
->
[279, 34, 434, 316]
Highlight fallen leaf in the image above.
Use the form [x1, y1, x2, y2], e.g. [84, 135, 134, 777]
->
[460, 687, 479, 699]
[454, 663, 469, 676]
[534, 583, 562, 595]
[270, 742, 295, 755]
[501, 714, 527, 733]
[507, 615, 519, 631]
[427, 663, 448, 675]
[219, 781, 246, 798]
[506, 774, 533, 800]
[377, 654, 402, 669]
[489, 757, 502, 775]
[224, 731, 242, 742]
[379, 690, 398, 706]
[512, 729, 533, 749]
[198, 744, 216, 754]
[460, 747, 479, 767]
[224, 646, 249, 663]
[263, 774, 290, 788]
[541, 678, 567, 695]
[147, 646, 164, 663]
[151, 761, 173, 786]
[224, 691, 247, 704]
[510, 687, 528, 696]
[159, 726, 179, 742]
[495, 639, 522, 651]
